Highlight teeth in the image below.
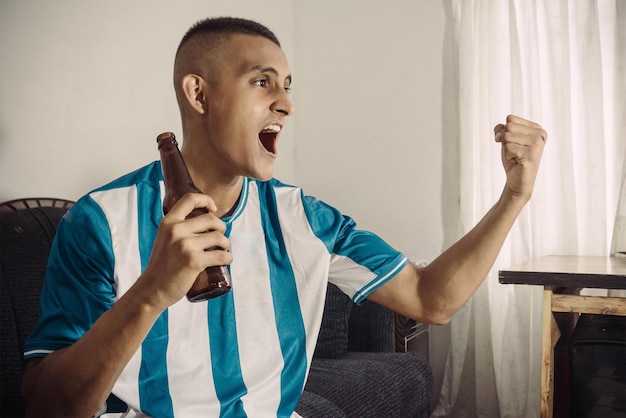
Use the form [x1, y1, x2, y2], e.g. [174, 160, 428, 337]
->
[262, 124, 281, 133]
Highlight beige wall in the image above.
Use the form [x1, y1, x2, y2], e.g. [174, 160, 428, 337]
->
[0, 0, 451, 403]
[0, 0, 296, 200]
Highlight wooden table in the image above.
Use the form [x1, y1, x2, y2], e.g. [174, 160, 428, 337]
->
[498, 255, 626, 418]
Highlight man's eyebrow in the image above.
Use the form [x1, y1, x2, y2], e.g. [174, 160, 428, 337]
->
[251, 65, 292, 85]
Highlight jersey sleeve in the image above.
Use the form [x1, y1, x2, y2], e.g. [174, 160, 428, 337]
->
[24, 196, 117, 360]
[301, 194, 408, 304]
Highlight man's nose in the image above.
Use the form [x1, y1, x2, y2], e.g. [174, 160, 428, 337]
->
[272, 89, 295, 116]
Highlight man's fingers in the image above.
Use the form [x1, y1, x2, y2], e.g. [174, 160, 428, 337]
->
[186, 212, 227, 234]
[495, 115, 547, 144]
[494, 123, 506, 140]
[506, 114, 543, 129]
[165, 193, 217, 220]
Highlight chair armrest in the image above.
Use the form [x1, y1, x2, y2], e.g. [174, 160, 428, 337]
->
[301, 352, 433, 418]
[295, 390, 347, 418]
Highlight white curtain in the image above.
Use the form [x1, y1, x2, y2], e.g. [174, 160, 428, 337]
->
[433, 1, 626, 417]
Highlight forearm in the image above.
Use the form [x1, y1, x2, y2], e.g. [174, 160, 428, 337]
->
[372, 115, 545, 324]
[22, 282, 164, 418]
[420, 189, 527, 322]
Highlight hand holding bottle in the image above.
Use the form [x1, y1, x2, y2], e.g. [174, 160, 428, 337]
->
[140, 192, 233, 308]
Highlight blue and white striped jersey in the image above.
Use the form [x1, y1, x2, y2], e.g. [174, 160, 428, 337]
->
[24, 161, 408, 417]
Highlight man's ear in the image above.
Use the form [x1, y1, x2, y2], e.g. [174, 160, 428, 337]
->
[181, 74, 207, 115]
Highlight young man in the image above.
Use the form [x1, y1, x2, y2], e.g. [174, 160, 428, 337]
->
[21, 17, 546, 417]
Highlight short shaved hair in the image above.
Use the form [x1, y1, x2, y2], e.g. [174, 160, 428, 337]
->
[173, 17, 281, 108]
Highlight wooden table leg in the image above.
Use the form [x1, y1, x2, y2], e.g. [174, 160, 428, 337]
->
[541, 287, 559, 418]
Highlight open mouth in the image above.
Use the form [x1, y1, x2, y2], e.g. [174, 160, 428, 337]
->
[259, 124, 281, 155]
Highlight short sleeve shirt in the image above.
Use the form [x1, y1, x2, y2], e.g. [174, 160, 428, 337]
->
[24, 161, 408, 417]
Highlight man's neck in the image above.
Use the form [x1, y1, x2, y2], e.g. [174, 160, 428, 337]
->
[181, 150, 243, 218]
[191, 171, 244, 218]
[180, 130, 245, 217]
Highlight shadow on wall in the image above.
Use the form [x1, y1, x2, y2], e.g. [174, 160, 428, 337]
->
[440, 0, 461, 250]
[429, 0, 461, 413]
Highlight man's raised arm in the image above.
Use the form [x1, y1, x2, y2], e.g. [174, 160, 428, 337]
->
[370, 115, 546, 324]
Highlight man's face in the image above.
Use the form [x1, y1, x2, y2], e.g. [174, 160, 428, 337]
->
[201, 34, 294, 181]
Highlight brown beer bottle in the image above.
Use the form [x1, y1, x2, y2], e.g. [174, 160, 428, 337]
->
[156, 132, 232, 302]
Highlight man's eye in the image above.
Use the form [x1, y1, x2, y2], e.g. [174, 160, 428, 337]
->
[254, 79, 268, 88]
